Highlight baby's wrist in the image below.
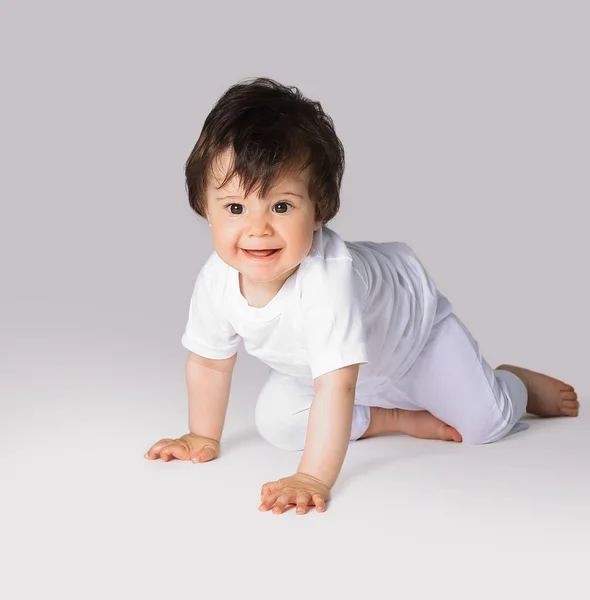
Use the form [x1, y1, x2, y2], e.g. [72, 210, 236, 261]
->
[187, 432, 220, 444]
[296, 470, 333, 490]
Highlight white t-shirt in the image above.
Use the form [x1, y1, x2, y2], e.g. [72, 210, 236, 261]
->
[181, 226, 452, 399]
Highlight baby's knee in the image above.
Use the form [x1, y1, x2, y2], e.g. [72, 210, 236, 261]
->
[254, 407, 308, 451]
[458, 420, 511, 445]
[254, 372, 313, 451]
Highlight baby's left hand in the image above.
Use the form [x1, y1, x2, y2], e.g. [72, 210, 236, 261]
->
[259, 472, 331, 515]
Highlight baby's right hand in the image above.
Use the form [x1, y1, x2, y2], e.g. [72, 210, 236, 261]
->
[144, 433, 220, 463]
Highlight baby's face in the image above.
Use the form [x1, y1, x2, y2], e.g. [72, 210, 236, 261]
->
[205, 149, 321, 288]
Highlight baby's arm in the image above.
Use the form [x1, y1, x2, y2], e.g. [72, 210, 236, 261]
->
[297, 364, 360, 488]
[144, 350, 237, 462]
[186, 351, 237, 441]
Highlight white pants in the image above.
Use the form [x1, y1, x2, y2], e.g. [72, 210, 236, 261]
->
[254, 313, 529, 451]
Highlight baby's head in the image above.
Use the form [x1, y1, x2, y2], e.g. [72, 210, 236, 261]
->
[185, 77, 345, 285]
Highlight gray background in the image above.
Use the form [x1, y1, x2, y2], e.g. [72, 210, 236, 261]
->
[2, 1, 588, 598]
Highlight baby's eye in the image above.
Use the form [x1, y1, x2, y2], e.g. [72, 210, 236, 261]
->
[226, 203, 243, 215]
[224, 202, 292, 215]
[273, 202, 292, 214]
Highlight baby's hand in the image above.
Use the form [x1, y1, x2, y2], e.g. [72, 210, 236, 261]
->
[259, 472, 331, 515]
[144, 433, 219, 463]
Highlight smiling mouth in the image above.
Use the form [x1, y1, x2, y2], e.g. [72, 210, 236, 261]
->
[242, 248, 281, 258]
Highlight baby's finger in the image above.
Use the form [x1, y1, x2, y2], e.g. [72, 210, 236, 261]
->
[259, 495, 278, 511]
[272, 494, 291, 514]
[144, 439, 176, 459]
[295, 492, 312, 515]
[191, 446, 217, 463]
[259, 491, 281, 511]
[312, 493, 327, 513]
[160, 442, 188, 462]
[260, 481, 278, 500]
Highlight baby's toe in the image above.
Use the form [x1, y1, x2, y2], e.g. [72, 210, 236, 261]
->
[562, 399, 579, 409]
[561, 407, 579, 416]
[560, 397, 579, 416]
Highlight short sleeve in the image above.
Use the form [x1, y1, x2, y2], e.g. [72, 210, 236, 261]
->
[301, 259, 369, 380]
[181, 266, 241, 359]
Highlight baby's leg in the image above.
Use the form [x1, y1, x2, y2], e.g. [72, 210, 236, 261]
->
[256, 369, 463, 448]
[254, 369, 371, 451]
[358, 406, 463, 442]
[493, 364, 578, 417]
[389, 313, 563, 445]
[391, 313, 578, 444]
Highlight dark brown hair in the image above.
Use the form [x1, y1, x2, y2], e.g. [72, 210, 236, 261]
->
[184, 77, 345, 224]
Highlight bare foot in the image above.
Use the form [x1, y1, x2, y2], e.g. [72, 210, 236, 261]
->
[496, 364, 579, 417]
[359, 407, 463, 442]
[396, 409, 463, 442]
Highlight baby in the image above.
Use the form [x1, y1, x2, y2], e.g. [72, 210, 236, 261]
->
[145, 77, 579, 515]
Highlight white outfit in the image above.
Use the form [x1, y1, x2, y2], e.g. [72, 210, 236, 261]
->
[181, 226, 528, 450]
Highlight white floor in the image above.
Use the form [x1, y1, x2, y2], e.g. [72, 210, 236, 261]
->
[3, 337, 589, 600]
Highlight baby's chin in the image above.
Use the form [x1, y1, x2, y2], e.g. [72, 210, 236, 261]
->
[241, 262, 303, 285]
